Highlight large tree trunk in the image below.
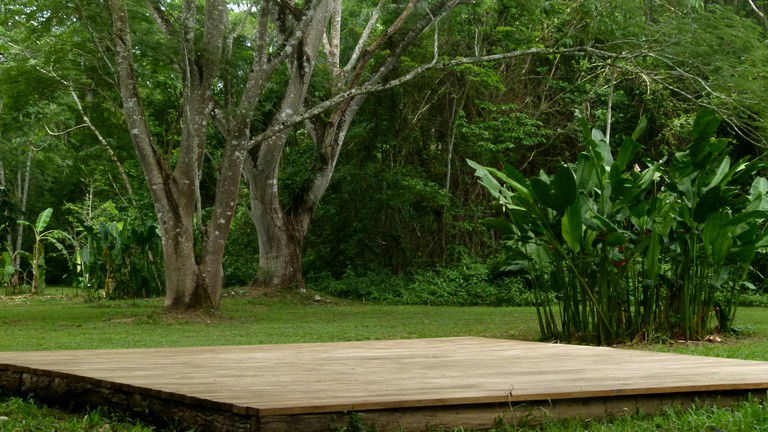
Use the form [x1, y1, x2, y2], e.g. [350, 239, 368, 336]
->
[110, 0, 230, 310]
[245, 0, 331, 292]
[246, 157, 308, 290]
[247, 0, 460, 292]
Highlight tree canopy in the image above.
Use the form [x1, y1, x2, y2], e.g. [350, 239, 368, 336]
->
[1, 0, 767, 324]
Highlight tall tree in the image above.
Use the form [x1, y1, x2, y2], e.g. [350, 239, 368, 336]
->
[109, 0, 261, 309]
[245, 0, 465, 290]
[106, 0, 465, 308]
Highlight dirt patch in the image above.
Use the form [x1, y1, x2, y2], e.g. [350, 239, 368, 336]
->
[157, 309, 233, 325]
[0, 294, 66, 304]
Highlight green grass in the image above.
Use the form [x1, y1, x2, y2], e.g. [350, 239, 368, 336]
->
[489, 399, 768, 431]
[0, 291, 539, 351]
[2, 290, 768, 431]
[0, 396, 154, 432]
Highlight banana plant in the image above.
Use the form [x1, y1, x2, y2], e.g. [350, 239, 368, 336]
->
[19, 208, 74, 294]
[1, 250, 19, 293]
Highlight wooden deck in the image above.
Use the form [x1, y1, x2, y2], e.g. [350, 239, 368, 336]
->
[1, 337, 767, 431]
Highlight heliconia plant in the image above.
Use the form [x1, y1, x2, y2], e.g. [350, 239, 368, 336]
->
[470, 110, 768, 344]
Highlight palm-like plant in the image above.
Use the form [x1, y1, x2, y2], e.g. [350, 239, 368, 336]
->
[471, 110, 768, 344]
[19, 208, 73, 294]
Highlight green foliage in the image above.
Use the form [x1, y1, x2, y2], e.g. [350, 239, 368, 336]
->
[223, 203, 259, 287]
[306, 163, 460, 276]
[0, 395, 154, 432]
[312, 261, 535, 307]
[739, 292, 768, 308]
[18, 208, 75, 294]
[455, 102, 547, 160]
[472, 111, 768, 344]
[489, 399, 768, 432]
[340, 412, 376, 432]
[69, 202, 164, 299]
[655, 5, 768, 147]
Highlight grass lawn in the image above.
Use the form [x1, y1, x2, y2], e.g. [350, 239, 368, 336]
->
[0, 291, 539, 351]
[1, 289, 767, 431]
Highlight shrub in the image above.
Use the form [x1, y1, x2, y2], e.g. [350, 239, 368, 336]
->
[471, 111, 768, 344]
[311, 261, 535, 307]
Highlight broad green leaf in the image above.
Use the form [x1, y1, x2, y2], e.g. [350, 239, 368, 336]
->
[635, 162, 661, 189]
[468, 159, 533, 201]
[468, 161, 520, 208]
[608, 163, 635, 202]
[709, 265, 730, 288]
[616, 137, 642, 172]
[575, 153, 600, 191]
[702, 210, 732, 264]
[502, 163, 530, 190]
[693, 185, 721, 223]
[730, 159, 765, 187]
[725, 210, 766, 228]
[743, 281, 758, 291]
[80, 245, 90, 264]
[645, 231, 661, 277]
[587, 211, 622, 234]
[486, 166, 531, 199]
[35, 208, 53, 233]
[592, 128, 614, 168]
[746, 178, 768, 212]
[756, 231, 768, 248]
[691, 109, 720, 145]
[605, 231, 626, 247]
[531, 177, 559, 211]
[561, 202, 582, 253]
[482, 218, 518, 237]
[734, 222, 758, 244]
[631, 116, 648, 141]
[728, 245, 756, 264]
[529, 243, 552, 267]
[553, 165, 577, 209]
[706, 156, 730, 190]
[749, 177, 768, 199]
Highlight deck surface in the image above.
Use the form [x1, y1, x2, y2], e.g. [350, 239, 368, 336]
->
[1, 337, 768, 429]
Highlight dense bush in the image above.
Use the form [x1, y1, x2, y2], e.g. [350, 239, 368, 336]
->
[472, 111, 768, 344]
[311, 261, 535, 307]
[223, 205, 260, 287]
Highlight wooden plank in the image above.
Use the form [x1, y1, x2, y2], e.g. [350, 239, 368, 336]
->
[1, 337, 767, 420]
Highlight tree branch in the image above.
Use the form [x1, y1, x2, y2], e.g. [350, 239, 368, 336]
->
[146, 0, 174, 35]
[253, 46, 628, 146]
[341, 0, 382, 79]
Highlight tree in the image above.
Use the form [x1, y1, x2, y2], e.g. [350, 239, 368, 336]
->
[244, 0, 466, 290]
[102, 0, 468, 309]
[6, 0, 766, 310]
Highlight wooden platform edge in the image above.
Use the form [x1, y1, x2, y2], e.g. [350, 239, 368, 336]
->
[253, 382, 768, 417]
[4, 360, 768, 418]
[3, 362, 768, 432]
[256, 390, 768, 432]
[0, 366, 260, 431]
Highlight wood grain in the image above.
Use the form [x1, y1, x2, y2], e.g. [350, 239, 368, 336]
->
[1, 337, 767, 418]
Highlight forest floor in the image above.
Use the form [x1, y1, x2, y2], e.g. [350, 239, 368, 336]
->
[1, 288, 768, 431]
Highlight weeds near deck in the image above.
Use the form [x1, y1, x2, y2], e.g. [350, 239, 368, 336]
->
[339, 412, 377, 432]
[0, 395, 154, 431]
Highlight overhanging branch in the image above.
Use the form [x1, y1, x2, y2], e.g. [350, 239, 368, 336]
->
[252, 46, 626, 145]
